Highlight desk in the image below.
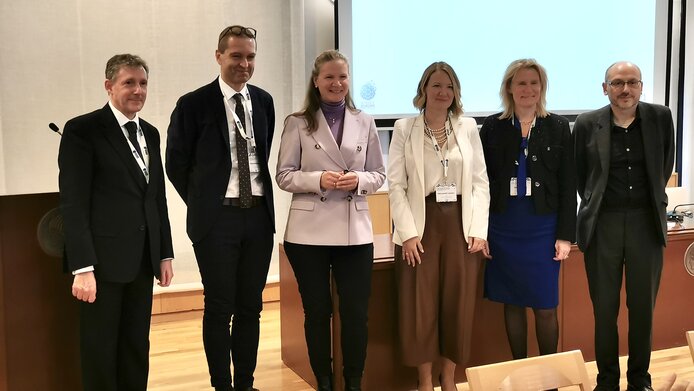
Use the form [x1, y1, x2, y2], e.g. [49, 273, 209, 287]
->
[280, 230, 694, 390]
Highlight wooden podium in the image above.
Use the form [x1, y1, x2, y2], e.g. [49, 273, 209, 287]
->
[0, 193, 81, 391]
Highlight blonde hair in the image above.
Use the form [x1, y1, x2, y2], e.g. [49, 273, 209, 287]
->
[412, 61, 463, 116]
[499, 59, 549, 119]
[288, 50, 358, 133]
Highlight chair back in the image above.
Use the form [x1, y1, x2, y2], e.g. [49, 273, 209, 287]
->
[465, 350, 592, 391]
[687, 330, 694, 365]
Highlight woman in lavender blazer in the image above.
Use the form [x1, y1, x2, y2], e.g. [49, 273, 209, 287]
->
[276, 50, 385, 391]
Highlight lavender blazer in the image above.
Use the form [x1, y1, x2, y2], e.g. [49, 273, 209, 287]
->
[276, 108, 386, 246]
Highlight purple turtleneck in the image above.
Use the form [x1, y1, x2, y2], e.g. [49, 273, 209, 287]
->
[320, 99, 346, 146]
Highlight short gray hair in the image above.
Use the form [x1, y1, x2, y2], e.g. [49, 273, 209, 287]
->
[105, 54, 149, 81]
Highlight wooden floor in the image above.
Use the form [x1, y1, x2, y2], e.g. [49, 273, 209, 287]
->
[149, 301, 694, 391]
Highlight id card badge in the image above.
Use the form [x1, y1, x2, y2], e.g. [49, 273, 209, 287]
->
[435, 183, 457, 202]
[247, 145, 259, 165]
[510, 177, 532, 196]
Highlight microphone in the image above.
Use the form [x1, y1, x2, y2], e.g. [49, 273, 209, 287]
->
[667, 203, 694, 223]
[48, 122, 62, 136]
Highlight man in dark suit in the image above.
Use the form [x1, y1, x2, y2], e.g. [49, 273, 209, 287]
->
[59, 54, 174, 390]
[166, 25, 275, 391]
[574, 61, 675, 391]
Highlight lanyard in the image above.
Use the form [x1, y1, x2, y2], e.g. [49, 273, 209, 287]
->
[223, 92, 257, 151]
[425, 118, 451, 181]
[513, 115, 536, 159]
[125, 127, 150, 183]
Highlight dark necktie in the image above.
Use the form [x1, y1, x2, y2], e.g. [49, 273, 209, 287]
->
[232, 93, 252, 208]
[124, 121, 143, 158]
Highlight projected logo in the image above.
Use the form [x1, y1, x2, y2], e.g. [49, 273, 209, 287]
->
[360, 81, 376, 101]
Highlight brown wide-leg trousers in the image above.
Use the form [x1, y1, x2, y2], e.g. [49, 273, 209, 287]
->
[395, 195, 481, 366]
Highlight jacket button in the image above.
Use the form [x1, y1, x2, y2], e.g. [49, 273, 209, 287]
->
[320, 196, 327, 202]
[534, 182, 540, 187]
[531, 155, 538, 161]
[315, 144, 321, 149]
[139, 225, 146, 231]
[347, 195, 353, 201]
[547, 146, 551, 151]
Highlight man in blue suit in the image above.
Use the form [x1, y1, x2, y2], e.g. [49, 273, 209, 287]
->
[574, 61, 675, 391]
[166, 25, 275, 391]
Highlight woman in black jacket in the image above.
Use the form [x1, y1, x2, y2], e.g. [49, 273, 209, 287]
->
[480, 58, 576, 359]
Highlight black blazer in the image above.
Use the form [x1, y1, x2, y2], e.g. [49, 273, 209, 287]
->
[58, 104, 174, 282]
[165, 79, 276, 243]
[480, 112, 576, 242]
[574, 102, 675, 251]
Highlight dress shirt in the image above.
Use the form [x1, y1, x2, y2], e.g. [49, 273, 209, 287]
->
[602, 112, 650, 211]
[109, 101, 149, 169]
[218, 77, 264, 197]
[423, 125, 463, 196]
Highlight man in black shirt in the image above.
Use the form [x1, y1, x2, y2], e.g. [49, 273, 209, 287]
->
[574, 61, 675, 391]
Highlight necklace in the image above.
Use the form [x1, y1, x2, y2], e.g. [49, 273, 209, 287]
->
[424, 119, 449, 147]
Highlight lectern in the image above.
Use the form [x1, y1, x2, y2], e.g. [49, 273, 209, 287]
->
[0, 193, 81, 390]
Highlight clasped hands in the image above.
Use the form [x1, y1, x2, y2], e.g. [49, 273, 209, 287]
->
[320, 170, 358, 192]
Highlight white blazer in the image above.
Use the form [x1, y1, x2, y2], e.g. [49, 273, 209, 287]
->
[276, 108, 386, 246]
[388, 114, 490, 245]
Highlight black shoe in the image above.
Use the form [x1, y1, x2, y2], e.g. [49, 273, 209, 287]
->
[316, 375, 333, 391]
[626, 385, 654, 391]
[236, 388, 259, 391]
[215, 387, 233, 391]
[593, 386, 619, 391]
[344, 376, 362, 391]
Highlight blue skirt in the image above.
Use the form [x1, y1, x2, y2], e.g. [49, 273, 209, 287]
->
[484, 196, 559, 309]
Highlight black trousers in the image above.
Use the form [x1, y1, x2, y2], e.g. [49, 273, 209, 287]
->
[584, 209, 663, 388]
[80, 258, 154, 391]
[193, 204, 273, 389]
[284, 242, 374, 379]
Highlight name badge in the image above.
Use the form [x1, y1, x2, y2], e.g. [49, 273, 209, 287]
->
[435, 183, 457, 202]
[510, 177, 532, 196]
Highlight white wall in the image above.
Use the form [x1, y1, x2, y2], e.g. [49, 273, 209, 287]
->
[0, 0, 335, 288]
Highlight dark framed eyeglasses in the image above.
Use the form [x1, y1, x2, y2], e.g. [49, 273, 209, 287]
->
[606, 79, 642, 89]
[219, 25, 257, 41]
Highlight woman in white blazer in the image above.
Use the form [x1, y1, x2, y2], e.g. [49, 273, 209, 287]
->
[388, 62, 490, 391]
[276, 50, 385, 391]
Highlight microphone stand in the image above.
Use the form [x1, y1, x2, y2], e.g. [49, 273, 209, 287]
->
[667, 203, 694, 224]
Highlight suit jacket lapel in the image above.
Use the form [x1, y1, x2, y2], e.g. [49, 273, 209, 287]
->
[100, 106, 147, 190]
[339, 110, 364, 170]
[249, 86, 266, 152]
[311, 110, 347, 168]
[142, 123, 159, 192]
[638, 102, 660, 188]
[210, 80, 231, 154]
[595, 106, 611, 175]
[411, 115, 425, 191]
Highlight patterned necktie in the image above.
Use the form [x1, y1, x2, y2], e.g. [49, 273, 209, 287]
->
[232, 93, 253, 208]
[124, 121, 143, 158]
